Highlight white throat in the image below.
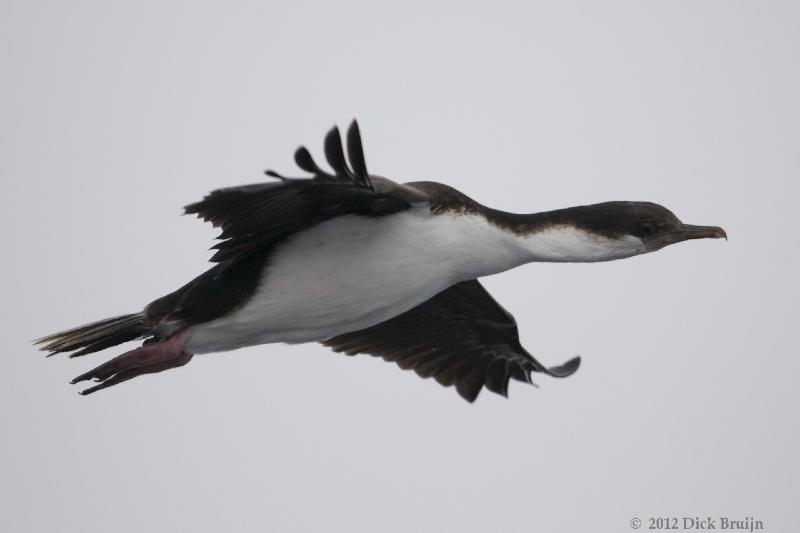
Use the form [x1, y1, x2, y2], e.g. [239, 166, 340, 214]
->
[513, 225, 646, 263]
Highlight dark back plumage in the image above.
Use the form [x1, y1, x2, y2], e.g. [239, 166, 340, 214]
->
[184, 120, 411, 265]
[150, 121, 420, 328]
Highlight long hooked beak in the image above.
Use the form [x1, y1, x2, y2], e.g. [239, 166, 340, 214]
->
[645, 224, 727, 251]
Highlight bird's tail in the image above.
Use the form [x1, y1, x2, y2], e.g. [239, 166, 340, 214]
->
[35, 313, 152, 358]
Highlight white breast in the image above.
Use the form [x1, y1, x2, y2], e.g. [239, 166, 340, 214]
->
[186, 209, 530, 354]
[186, 207, 646, 354]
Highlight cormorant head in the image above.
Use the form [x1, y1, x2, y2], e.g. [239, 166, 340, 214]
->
[568, 201, 727, 253]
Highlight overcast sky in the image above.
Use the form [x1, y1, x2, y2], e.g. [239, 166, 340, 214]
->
[2, 1, 798, 532]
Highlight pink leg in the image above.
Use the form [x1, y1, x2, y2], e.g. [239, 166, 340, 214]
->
[71, 329, 193, 395]
[77, 351, 193, 395]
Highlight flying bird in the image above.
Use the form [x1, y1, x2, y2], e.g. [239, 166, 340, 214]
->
[36, 121, 726, 402]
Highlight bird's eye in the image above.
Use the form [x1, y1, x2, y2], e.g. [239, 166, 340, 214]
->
[639, 222, 656, 236]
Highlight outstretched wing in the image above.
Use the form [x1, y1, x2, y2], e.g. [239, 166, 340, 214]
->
[145, 121, 429, 327]
[184, 120, 428, 264]
[323, 280, 581, 402]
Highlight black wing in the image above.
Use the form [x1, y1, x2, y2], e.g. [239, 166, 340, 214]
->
[323, 280, 581, 402]
[147, 121, 428, 327]
[184, 120, 427, 264]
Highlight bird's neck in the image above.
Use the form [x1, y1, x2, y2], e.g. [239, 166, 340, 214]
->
[480, 208, 645, 264]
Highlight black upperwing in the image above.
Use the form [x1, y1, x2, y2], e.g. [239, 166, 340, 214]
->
[324, 279, 581, 402]
[147, 121, 429, 327]
[184, 120, 427, 265]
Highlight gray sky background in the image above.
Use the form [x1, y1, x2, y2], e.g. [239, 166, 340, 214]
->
[1, 1, 798, 532]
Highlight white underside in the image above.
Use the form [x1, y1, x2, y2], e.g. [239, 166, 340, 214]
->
[186, 208, 644, 354]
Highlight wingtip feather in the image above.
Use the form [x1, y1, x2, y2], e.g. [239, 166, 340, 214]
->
[545, 356, 581, 378]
